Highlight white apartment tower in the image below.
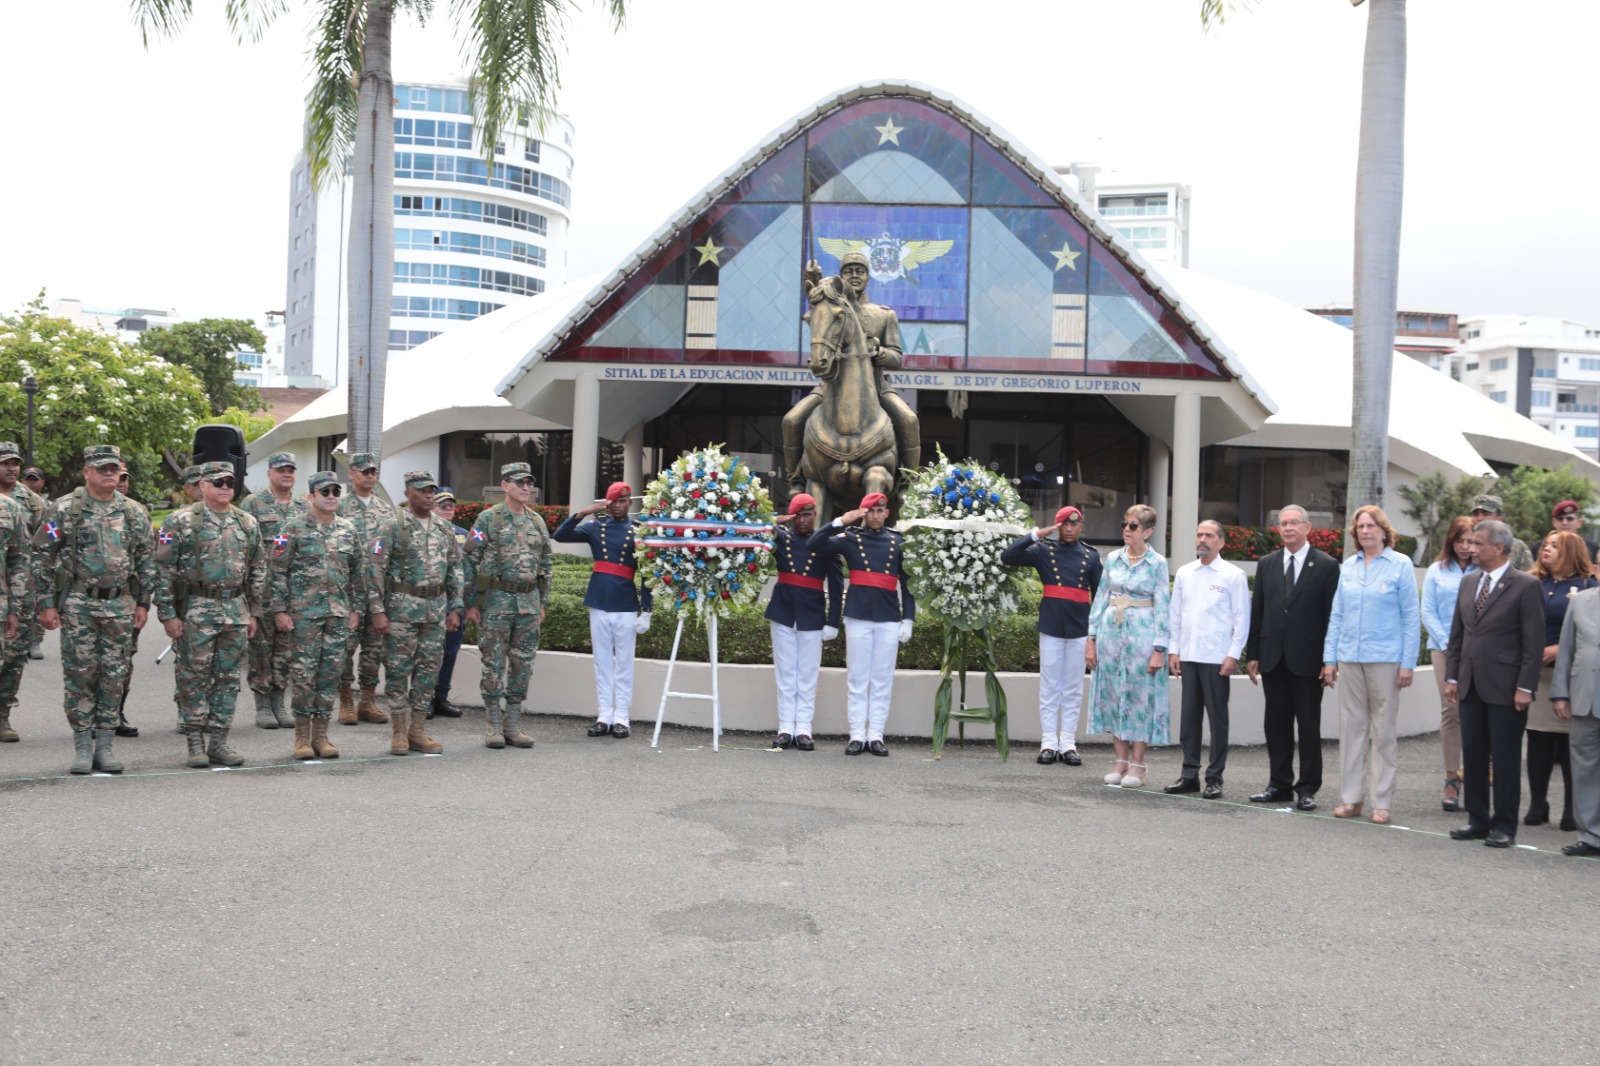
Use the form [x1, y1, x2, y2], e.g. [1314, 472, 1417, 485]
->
[1457, 315, 1600, 458]
[283, 78, 574, 387]
[1053, 162, 1191, 268]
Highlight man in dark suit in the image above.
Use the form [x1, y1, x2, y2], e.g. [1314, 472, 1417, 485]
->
[1245, 505, 1340, 811]
[1445, 519, 1544, 848]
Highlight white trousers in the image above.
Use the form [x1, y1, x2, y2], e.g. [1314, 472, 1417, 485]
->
[1039, 634, 1088, 751]
[770, 622, 824, 735]
[844, 618, 900, 742]
[589, 609, 636, 725]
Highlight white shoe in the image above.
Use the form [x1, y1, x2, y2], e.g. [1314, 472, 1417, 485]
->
[1104, 759, 1128, 785]
[1120, 762, 1147, 789]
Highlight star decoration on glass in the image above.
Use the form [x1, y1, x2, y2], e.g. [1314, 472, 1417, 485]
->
[1050, 240, 1081, 271]
[875, 118, 904, 146]
[694, 236, 725, 266]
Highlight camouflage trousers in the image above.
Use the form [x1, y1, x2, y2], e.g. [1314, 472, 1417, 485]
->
[479, 606, 543, 705]
[291, 617, 352, 719]
[247, 617, 293, 694]
[341, 611, 385, 690]
[0, 621, 30, 711]
[384, 615, 446, 715]
[174, 622, 249, 731]
[60, 595, 138, 731]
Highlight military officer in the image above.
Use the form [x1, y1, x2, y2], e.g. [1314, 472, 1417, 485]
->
[767, 493, 842, 751]
[371, 470, 463, 756]
[462, 463, 554, 749]
[35, 445, 156, 775]
[430, 488, 469, 720]
[240, 451, 308, 729]
[0, 489, 29, 744]
[182, 465, 205, 503]
[339, 451, 395, 725]
[112, 461, 150, 738]
[807, 491, 916, 756]
[269, 471, 371, 760]
[1002, 505, 1104, 765]
[0, 441, 45, 738]
[154, 461, 267, 767]
[554, 482, 653, 738]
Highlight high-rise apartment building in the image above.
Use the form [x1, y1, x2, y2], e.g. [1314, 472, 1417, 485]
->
[1456, 315, 1600, 458]
[283, 77, 574, 387]
[1054, 163, 1190, 268]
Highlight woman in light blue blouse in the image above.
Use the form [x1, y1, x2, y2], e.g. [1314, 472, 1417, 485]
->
[1320, 505, 1420, 825]
[1420, 515, 1477, 812]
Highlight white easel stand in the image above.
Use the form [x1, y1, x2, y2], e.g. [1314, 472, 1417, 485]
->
[650, 611, 721, 751]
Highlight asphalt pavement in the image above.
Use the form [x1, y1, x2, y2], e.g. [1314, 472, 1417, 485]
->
[2, 623, 1597, 1066]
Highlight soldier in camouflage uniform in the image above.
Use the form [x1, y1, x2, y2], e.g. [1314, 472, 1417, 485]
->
[371, 470, 463, 756]
[113, 462, 148, 738]
[34, 445, 156, 775]
[269, 471, 373, 760]
[339, 451, 395, 725]
[154, 461, 267, 767]
[0, 442, 45, 741]
[430, 488, 468, 719]
[462, 462, 553, 750]
[240, 451, 308, 730]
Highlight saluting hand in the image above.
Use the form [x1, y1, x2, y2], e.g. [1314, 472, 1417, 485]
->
[1033, 523, 1061, 539]
[838, 508, 867, 526]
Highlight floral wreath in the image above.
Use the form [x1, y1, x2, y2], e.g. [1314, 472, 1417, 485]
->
[639, 445, 776, 619]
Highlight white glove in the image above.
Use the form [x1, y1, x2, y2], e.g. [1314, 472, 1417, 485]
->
[822, 625, 839, 641]
[634, 612, 652, 635]
[898, 618, 914, 644]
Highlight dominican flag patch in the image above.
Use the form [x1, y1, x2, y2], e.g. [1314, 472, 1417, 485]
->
[273, 533, 290, 548]
[158, 529, 174, 545]
[372, 538, 384, 554]
[471, 528, 486, 541]
[43, 521, 59, 540]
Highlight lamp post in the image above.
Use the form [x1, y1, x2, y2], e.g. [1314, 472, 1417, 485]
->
[21, 376, 36, 467]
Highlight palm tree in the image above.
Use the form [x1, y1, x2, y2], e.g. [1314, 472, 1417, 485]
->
[1202, 0, 1406, 523]
[132, 0, 627, 456]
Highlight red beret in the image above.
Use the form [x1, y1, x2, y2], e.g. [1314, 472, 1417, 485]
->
[1055, 506, 1083, 526]
[1553, 499, 1581, 518]
[859, 492, 888, 510]
[788, 493, 817, 515]
[605, 482, 632, 502]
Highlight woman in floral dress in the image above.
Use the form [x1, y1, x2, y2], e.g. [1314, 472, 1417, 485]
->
[1086, 504, 1171, 789]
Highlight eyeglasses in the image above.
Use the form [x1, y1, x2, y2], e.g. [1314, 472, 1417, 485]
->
[210, 478, 236, 490]
[316, 486, 342, 497]
[1122, 521, 1145, 530]
[1470, 509, 1492, 516]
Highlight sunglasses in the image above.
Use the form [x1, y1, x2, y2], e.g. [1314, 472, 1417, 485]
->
[210, 478, 236, 489]
[1121, 521, 1145, 530]
[507, 477, 535, 488]
[316, 486, 342, 497]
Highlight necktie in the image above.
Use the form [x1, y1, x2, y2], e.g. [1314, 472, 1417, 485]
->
[1286, 555, 1297, 589]
[1475, 573, 1493, 614]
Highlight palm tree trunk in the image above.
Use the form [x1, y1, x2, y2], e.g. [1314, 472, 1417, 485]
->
[1348, 0, 1406, 528]
[346, 0, 396, 457]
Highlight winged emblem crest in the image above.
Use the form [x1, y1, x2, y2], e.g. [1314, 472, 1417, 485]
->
[817, 232, 954, 284]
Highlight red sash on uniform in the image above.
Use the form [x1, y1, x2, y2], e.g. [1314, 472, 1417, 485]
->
[1041, 584, 1091, 603]
[593, 561, 637, 580]
[778, 573, 825, 591]
[848, 570, 898, 590]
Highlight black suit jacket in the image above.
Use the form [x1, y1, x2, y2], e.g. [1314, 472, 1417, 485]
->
[1445, 566, 1544, 705]
[1245, 546, 1340, 677]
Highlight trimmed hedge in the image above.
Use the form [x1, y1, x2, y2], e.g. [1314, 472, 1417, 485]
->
[1219, 524, 1418, 562]
[452, 501, 569, 531]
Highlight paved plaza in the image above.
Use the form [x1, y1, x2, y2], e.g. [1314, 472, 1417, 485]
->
[2, 625, 1597, 1066]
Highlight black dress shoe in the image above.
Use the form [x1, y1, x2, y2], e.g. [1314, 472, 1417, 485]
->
[1484, 829, 1514, 848]
[1036, 748, 1057, 765]
[1249, 787, 1292, 804]
[1163, 778, 1200, 794]
[1061, 749, 1081, 766]
[775, 733, 793, 749]
[431, 696, 463, 718]
[115, 717, 139, 738]
[868, 740, 888, 757]
[610, 723, 630, 739]
[845, 740, 865, 756]
[1561, 840, 1600, 857]
[1449, 825, 1489, 841]
[587, 721, 611, 737]
[1560, 815, 1578, 832]
[1524, 805, 1550, 827]
[1202, 780, 1224, 800]
[794, 734, 814, 751]
[1295, 794, 1318, 812]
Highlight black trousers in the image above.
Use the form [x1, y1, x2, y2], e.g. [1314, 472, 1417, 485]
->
[1262, 661, 1324, 796]
[1460, 685, 1527, 837]
[1179, 660, 1230, 783]
[1525, 729, 1574, 821]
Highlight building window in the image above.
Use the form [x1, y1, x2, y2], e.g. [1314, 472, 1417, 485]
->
[1532, 390, 1552, 408]
[394, 228, 547, 268]
[394, 194, 548, 235]
[1113, 225, 1168, 250]
[1099, 194, 1169, 217]
[1489, 391, 1507, 402]
[1578, 426, 1599, 439]
[1465, 362, 1479, 371]
[394, 262, 546, 297]
[1534, 367, 1557, 378]
[388, 329, 443, 350]
[394, 117, 473, 149]
[395, 85, 471, 114]
[391, 296, 505, 321]
[1582, 358, 1600, 372]
[1489, 357, 1508, 371]
[393, 151, 571, 206]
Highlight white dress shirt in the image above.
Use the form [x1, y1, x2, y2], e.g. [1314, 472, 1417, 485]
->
[1169, 555, 1251, 664]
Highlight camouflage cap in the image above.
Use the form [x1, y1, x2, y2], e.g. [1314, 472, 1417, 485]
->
[1471, 494, 1504, 514]
[308, 470, 340, 493]
[199, 461, 235, 481]
[266, 451, 297, 469]
[0, 442, 21, 462]
[182, 465, 204, 485]
[433, 487, 457, 504]
[83, 444, 122, 468]
[404, 470, 438, 490]
[350, 452, 380, 472]
[500, 462, 533, 481]
[21, 467, 43, 481]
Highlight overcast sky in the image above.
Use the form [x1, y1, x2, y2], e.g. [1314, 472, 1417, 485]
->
[4, 0, 1596, 328]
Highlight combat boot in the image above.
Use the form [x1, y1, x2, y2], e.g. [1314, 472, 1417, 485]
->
[184, 730, 209, 768]
[310, 716, 340, 759]
[69, 729, 94, 774]
[208, 725, 244, 767]
[484, 702, 505, 749]
[0, 704, 17, 743]
[389, 711, 410, 755]
[503, 704, 534, 749]
[292, 718, 314, 760]
[408, 709, 443, 755]
[92, 730, 124, 774]
[270, 688, 294, 728]
[254, 690, 277, 729]
[357, 685, 388, 724]
[337, 687, 357, 725]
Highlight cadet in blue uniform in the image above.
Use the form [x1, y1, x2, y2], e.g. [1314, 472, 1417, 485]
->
[767, 493, 843, 751]
[807, 491, 915, 756]
[553, 481, 653, 737]
[1002, 505, 1104, 765]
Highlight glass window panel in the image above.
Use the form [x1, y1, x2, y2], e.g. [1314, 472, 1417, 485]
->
[683, 204, 804, 354]
[968, 208, 1089, 365]
[813, 151, 965, 205]
[726, 139, 805, 203]
[808, 100, 969, 203]
[588, 285, 686, 349]
[970, 137, 1057, 207]
[1087, 241, 1218, 374]
[808, 205, 967, 322]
